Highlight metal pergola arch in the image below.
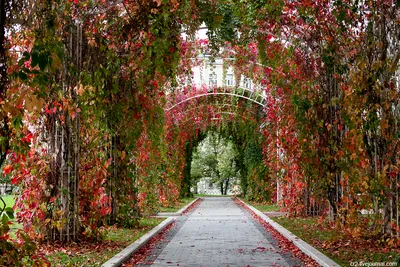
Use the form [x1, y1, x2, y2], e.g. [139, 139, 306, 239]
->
[170, 103, 261, 118]
[174, 110, 261, 129]
[165, 86, 267, 112]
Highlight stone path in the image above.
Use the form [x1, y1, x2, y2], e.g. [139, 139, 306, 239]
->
[142, 197, 303, 267]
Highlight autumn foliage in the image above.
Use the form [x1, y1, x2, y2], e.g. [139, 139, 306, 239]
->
[0, 0, 400, 264]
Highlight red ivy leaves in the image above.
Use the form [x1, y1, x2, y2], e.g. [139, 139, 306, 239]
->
[2, 164, 13, 175]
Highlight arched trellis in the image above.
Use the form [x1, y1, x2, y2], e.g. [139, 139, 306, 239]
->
[165, 86, 267, 112]
[172, 110, 261, 128]
[170, 103, 261, 120]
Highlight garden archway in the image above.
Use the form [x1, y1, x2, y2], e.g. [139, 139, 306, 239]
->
[1, 1, 399, 256]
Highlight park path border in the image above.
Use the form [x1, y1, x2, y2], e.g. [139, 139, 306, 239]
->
[101, 217, 175, 267]
[101, 197, 200, 267]
[156, 197, 200, 217]
[237, 198, 341, 267]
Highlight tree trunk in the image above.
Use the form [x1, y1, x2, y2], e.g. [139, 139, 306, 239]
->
[180, 142, 193, 198]
[223, 178, 230, 195]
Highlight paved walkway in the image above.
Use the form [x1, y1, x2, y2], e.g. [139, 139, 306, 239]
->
[147, 197, 303, 267]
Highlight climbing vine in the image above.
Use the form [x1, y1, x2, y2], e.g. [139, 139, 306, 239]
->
[1, 0, 400, 263]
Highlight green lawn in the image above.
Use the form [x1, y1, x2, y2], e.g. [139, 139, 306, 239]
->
[0, 195, 22, 239]
[1, 195, 166, 265]
[245, 200, 400, 266]
[1, 195, 22, 239]
[43, 217, 165, 267]
[272, 216, 400, 266]
[247, 200, 280, 212]
[0, 194, 15, 208]
[159, 197, 196, 212]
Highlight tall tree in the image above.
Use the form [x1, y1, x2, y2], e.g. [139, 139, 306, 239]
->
[191, 131, 239, 195]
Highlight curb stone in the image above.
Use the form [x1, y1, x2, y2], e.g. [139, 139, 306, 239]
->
[101, 217, 175, 267]
[156, 197, 200, 217]
[237, 198, 341, 267]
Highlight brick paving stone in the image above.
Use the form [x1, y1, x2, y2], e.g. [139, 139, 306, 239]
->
[141, 197, 303, 267]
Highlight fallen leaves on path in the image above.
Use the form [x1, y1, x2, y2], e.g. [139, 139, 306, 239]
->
[235, 198, 320, 267]
[124, 198, 201, 265]
[123, 222, 175, 266]
[182, 198, 202, 214]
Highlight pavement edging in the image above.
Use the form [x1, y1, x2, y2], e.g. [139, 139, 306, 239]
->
[101, 216, 175, 267]
[156, 197, 200, 217]
[237, 198, 341, 267]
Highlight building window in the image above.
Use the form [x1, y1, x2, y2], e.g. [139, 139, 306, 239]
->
[208, 182, 214, 188]
[209, 73, 217, 86]
[243, 77, 251, 89]
[226, 74, 234, 86]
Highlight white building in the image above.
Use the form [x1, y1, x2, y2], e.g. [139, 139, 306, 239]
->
[190, 55, 253, 90]
[184, 26, 254, 91]
[193, 177, 240, 196]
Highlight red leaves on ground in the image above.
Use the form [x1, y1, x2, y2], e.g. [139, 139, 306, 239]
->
[38, 239, 121, 259]
[123, 200, 201, 265]
[182, 198, 201, 215]
[123, 222, 175, 266]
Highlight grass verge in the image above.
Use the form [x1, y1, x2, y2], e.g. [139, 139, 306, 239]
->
[159, 197, 195, 212]
[247, 200, 280, 212]
[0, 194, 15, 208]
[272, 216, 400, 266]
[1, 195, 22, 239]
[40, 217, 165, 267]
